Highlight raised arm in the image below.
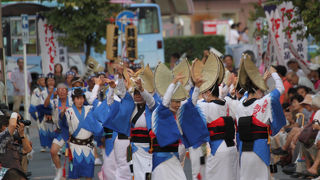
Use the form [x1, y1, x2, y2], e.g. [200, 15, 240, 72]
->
[162, 83, 177, 107]
[135, 78, 155, 108]
[192, 77, 205, 105]
[44, 87, 54, 107]
[88, 85, 100, 105]
[270, 67, 285, 95]
[106, 79, 116, 105]
[116, 76, 126, 99]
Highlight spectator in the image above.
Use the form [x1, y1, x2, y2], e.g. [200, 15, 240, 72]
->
[308, 95, 320, 176]
[297, 86, 312, 98]
[201, 48, 210, 64]
[11, 58, 32, 113]
[0, 168, 27, 180]
[287, 59, 307, 77]
[287, 88, 297, 103]
[70, 66, 79, 77]
[228, 24, 241, 45]
[258, 52, 267, 75]
[65, 71, 75, 89]
[275, 65, 292, 104]
[223, 55, 236, 73]
[286, 71, 315, 92]
[309, 64, 320, 90]
[54, 63, 64, 84]
[240, 27, 249, 44]
[0, 113, 32, 171]
[170, 53, 180, 70]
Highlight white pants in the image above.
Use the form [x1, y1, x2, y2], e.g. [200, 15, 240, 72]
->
[152, 155, 186, 180]
[114, 137, 132, 180]
[100, 148, 116, 180]
[132, 143, 152, 180]
[189, 146, 206, 180]
[206, 146, 238, 180]
[240, 152, 270, 180]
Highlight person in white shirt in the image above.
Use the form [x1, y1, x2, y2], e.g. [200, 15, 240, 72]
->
[286, 72, 315, 92]
[287, 59, 309, 78]
[229, 24, 241, 45]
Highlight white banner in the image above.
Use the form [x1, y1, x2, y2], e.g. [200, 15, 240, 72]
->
[38, 19, 68, 75]
[278, 1, 308, 67]
[264, 2, 308, 67]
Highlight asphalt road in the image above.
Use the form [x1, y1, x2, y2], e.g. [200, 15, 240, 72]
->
[26, 123, 299, 180]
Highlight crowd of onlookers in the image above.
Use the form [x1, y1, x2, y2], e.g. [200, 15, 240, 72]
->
[268, 59, 320, 179]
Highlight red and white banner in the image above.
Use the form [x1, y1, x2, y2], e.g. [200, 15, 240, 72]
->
[38, 19, 68, 75]
[203, 20, 230, 38]
[203, 21, 217, 35]
[264, 2, 308, 67]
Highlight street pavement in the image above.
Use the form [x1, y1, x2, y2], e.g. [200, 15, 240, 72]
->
[26, 123, 300, 180]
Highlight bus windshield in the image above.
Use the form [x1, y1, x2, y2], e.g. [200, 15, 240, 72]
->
[129, 7, 160, 34]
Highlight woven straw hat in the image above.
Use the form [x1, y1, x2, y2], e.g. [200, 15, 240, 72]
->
[139, 64, 155, 93]
[154, 59, 190, 101]
[191, 53, 220, 93]
[243, 54, 267, 91]
[216, 54, 225, 85]
[238, 53, 267, 91]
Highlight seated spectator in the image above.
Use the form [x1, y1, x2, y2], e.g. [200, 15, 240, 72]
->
[309, 64, 320, 91]
[287, 71, 315, 92]
[0, 167, 27, 180]
[273, 95, 309, 155]
[287, 59, 307, 77]
[287, 88, 297, 103]
[297, 86, 312, 98]
[299, 95, 320, 177]
[309, 95, 320, 176]
[275, 65, 292, 104]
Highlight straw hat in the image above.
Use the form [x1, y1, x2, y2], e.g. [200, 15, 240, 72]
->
[191, 53, 220, 93]
[139, 64, 155, 93]
[123, 66, 144, 91]
[216, 54, 225, 85]
[172, 59, 191, 87]
[312, 95, 320, 109]
[154, 59, 190, 101]
[238, 53, 267, 91]
[300, 94, 313, 106]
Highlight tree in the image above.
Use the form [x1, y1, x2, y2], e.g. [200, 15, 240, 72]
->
[249, 0, 320, 43]
[44, 0, 121, 63]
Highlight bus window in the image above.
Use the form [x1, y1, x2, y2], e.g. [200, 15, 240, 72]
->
[134, 7, 160, 34]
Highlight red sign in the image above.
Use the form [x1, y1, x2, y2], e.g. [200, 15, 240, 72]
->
[203, 21, 217, 35]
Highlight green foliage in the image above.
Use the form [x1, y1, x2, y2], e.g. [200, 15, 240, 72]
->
[249, 3, 266, 21]
[164, 35, 225, 63]
[291, 0, 320, 43]
[44, 0, 121, 62]
[249, 0, 320, 43]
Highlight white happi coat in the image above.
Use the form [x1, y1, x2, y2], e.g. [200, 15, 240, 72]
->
[227, 73, 285, 180]
[130, 90, 155, 180]
[192, 87, 238, 180]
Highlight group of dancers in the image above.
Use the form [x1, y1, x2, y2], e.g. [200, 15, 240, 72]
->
[29, 52, 286, 180]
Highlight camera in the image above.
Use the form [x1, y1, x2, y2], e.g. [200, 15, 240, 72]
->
[18, 114, 31, 126]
